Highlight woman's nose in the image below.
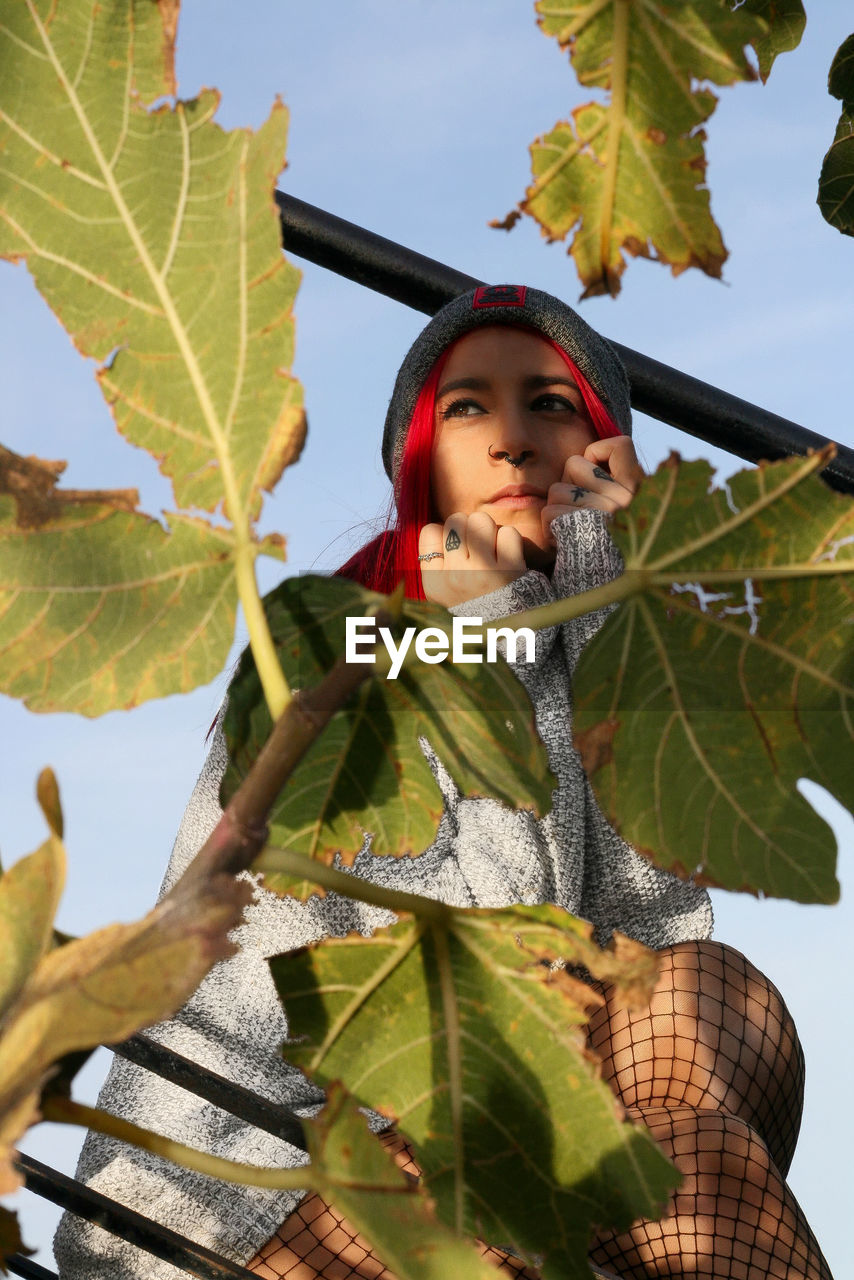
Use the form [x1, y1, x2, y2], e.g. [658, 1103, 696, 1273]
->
[490, 402, 537, 455]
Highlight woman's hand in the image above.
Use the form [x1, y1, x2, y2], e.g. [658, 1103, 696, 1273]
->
[418, 511, 527, 608]
[540, 436, 644, 541]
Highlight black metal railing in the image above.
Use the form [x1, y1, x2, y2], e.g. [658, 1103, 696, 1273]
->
[11, 194, 850, 1280]
[10, 1033, 305, 1280]
[10, 1040, 619, 1280]
[13, 1152, 259, 1280]
[274, 191, 854, 494]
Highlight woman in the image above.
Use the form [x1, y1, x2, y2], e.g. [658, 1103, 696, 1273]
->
[54, 286, 832, 1280]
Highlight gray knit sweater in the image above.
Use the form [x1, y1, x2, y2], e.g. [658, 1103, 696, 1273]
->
[54, 510, 713, 1278]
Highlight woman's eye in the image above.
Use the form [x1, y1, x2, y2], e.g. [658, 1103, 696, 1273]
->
[440, 397, 484, 419]
[533, 393, 576, 413]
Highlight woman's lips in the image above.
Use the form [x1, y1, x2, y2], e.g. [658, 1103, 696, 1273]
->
[489, 493, 545, 508]
[487, 485, 547, 509]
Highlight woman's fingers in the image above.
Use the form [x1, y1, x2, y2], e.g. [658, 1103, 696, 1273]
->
[554, 443, 640, 513]
[495, 523, 526, 570]
[582, 436, 645, 493]
[456, 511, 490, 561]
[424, 512, 500, 563]
[550, 464, 626, 514]
[561, 453, 629, 500]
[540, 438, 644, 539]
[442, 513, 469, 558]
[419, 513, 526, 606]
[418, 522, 446, 562]
[417, 523, 448, 602]
[540, 489, 615, 538]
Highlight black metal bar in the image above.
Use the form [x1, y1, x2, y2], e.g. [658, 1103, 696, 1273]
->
[611, 342, 854, 494]
[7, 1255, 57, 1280]
[275, 191, 854, 494]
[15, 1155, 262, 1280]
[15, 1150, 621, 1280]
[276, 190, 479, 314]
[110, 1034, 307, 1150]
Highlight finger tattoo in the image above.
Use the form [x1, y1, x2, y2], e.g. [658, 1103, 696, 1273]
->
[571, 486, 589, 501]
[592, 466, 613, 482]
[445, 528, 462, 551]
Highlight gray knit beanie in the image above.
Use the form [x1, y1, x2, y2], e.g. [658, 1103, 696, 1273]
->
[381, 284, 632, 484]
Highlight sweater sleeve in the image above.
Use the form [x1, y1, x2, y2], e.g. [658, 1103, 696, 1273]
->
[548, 508, 625, 669]
[446, 564, 560, 697]
[53, 726, 326, 1279]
[547, 511, 715, 947]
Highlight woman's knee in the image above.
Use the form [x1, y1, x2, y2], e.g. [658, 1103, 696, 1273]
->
[591, 1106, 830, 1280]
[586, 940, 804, 1170]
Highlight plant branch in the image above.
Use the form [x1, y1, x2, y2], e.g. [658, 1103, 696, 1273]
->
[654, 563, 854, 583]
[491, 557, 854, 639]
[235, 544, 290, 721]
[180, 661, 376, 895]
[255, 848, 452, 921]
[42, 1095, 319, 1190]
[175, 601, 411, 901]
[397, 556, 854, 677]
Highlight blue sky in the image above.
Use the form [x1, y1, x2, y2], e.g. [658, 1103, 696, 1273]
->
[2, 3, 853, 1273]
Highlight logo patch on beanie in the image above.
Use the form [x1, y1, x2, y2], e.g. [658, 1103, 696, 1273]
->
[472, 284, 527, 309]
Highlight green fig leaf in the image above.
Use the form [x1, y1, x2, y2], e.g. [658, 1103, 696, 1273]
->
[0, 446, 283, 714]
[303, 1082, 500, 1280]
[0, 775, 252, 1166]
[0, 772, 65, 1022]
[0, 1205, 30, 1272]
[574, 451, 853, 903]
[271, 905, 673, 1279]
[0, 0, 304, 522]
[498, 1, 770, 296]
[739, 0, 806, 83]
[221, 575, 554, 873]
[818, 33, 854, 237]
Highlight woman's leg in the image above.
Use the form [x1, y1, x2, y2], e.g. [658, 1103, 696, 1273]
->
[586, 940, 833, 1279]
[246, 1132, 539, 1279]
[248, 939, 832, 1279]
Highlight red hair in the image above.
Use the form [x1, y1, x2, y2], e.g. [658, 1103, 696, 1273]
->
[335, 329, 621, 601]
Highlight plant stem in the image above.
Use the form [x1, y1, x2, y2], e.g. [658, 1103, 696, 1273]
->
[654, 563, 854, 583]
[432, 923, 465, 1234]
[256, 848, 452, 922]
[42, 1095, 319, 1190]
[389, 556, 854, 681]
[599, 0, 630, 285]
[645, 448, 832, 572]
[235, 543, 290, 720]
[506, 567, 643, 632]
[373, 572, 645, 680]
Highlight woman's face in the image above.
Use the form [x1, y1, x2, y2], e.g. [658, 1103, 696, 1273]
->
[430, 326, 598, 567]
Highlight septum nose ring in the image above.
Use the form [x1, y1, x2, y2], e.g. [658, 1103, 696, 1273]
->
[488, 445, 532, 469]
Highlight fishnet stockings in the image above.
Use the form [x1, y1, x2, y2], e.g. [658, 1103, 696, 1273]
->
[247, 941, 833, 1279]
[246, 1132, 538, 1279]
[586, 941, 832, 1279]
